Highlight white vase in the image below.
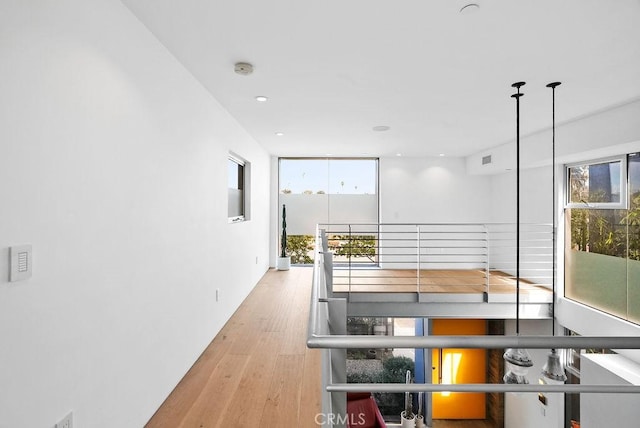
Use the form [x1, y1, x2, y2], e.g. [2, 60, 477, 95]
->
[277, 256, 291, 270]
[401, 411, 416, 428]
[415, 415, 427, 428]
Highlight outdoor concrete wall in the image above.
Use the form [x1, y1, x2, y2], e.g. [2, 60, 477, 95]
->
[278, 194, 378, 236]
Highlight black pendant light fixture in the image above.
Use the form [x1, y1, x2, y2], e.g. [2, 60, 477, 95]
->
[540, 81, 568, 385]
[504, 81, 534, 385]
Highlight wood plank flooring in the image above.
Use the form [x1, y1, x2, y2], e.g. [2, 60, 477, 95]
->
[145, 267, 501, 427]
[332, 269, 551, 296]
[145, 267, 321, 428]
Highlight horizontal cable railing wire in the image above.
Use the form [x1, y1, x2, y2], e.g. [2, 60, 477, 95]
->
[319, 222, 553, 296]
[309, 224, 640, 408]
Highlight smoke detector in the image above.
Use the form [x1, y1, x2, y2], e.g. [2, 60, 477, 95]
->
[234, 62, 254, 75]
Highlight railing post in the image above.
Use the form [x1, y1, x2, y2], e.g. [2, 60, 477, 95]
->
[327, 296, 347, 428]
[348, 224, 352, 299]
[321, 348, 332, 426]
[320, 228, 329, 253]
[376, 223, 381, 267]
[484, 224, 490, 302]
[323, 252, 334, 298]
[417, 224, 421, 297]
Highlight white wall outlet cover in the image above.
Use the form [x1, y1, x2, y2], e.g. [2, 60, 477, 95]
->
[9, 244, 32, 282]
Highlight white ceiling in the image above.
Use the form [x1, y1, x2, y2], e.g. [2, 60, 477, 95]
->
[121, 0, 640, 158]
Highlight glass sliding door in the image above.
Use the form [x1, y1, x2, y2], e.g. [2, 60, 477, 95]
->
[279, 158, 379, 264]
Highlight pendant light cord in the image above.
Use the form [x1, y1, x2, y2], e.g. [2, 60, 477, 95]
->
[511, 82, 525, 336]
[547, 82, 561, 338]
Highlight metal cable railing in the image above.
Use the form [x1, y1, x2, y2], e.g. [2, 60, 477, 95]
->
[317, 222, 554, 300]
[308, 223, 640, 427]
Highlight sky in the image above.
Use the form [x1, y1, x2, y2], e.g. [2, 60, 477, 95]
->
[279, 159, 377, 194]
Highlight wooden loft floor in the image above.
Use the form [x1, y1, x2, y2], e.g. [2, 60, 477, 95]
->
[332, 268, 551, 295]
[145, 267, 321, 428]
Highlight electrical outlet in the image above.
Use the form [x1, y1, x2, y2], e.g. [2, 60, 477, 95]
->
[55, 411, 73, 428]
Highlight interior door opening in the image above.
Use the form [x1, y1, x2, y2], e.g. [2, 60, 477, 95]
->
[431, 319, 487, 420]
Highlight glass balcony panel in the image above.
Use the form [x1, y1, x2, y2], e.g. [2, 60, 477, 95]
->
[565, 250, 628, 319]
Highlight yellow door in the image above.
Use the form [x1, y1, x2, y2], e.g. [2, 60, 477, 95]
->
[431, 319, 486, 419]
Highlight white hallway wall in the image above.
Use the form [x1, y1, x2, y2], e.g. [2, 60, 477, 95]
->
[269, 100, 640, 427]
[504, 319, 563, 428]
[580, 354, 640, 428]
[274, 156, 493, 230]
[269, 156, 493, 263]
[0, 1, 270, 427]
[487, 99, 640, 428]
[380, 156, 492, 224]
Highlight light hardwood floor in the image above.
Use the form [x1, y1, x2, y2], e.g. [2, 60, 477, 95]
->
[145, 267, 500, 427]
[145, 267, 321, 427]
[332, 269, 550, 296]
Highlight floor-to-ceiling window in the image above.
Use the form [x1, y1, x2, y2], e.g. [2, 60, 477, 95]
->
[565, 153, 640, 324]
[278, 158, 378, 264]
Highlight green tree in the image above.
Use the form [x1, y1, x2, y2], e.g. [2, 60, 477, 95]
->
[622, 192, 640, 260]
[375, 356, 415, 418]
[329, 234, 376, 262]
[570, 208, 625, 257]
[379, 356, 414, 383]
[287, 235, 314, 264]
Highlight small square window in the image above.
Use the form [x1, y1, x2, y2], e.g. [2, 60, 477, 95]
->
[228, 156, 245, 222]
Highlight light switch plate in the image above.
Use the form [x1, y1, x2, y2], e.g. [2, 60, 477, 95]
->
[10, 244, 32, 282]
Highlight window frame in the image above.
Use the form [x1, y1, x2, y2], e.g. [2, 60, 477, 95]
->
[228, 154, 246, 223]
[278, 157, 380, 265]
[565, 155, 628, 210]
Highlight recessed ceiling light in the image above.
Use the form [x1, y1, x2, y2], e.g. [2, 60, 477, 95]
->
[396, 153, 402, 157]
[275, 132, 284, 136]
[460, 3, 480, 14]
[439, 153, 445, 157]
[326, 153, 333, 157]
[255, 96, 268, 102]
[373, 125, 390, 132]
